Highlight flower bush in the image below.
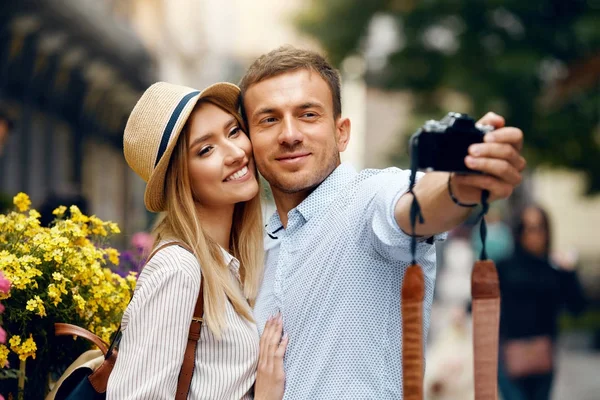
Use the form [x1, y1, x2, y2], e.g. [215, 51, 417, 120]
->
[0, 193, 136, 398]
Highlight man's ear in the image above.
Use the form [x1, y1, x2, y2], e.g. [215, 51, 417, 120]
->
[335, 117, 351, 152]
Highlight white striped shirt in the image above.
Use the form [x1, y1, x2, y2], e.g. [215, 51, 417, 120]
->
[107, 244, 259, 399]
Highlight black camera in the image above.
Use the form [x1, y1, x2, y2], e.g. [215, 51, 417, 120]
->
[409, 112, 494, 173]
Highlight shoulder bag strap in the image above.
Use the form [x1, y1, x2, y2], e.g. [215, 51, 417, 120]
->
[54, 323, 109, 355]
[174, 242, 205, 400]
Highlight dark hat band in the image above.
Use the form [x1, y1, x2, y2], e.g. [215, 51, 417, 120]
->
[154, 90, 201, 168]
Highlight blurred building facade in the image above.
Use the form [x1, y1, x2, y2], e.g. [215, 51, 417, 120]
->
[1, 0, 597, 284]
[0, 0, 156, 240]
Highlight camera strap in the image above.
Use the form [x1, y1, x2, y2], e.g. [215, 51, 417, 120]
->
[402, 164, 500, 399]
[471, 190, 501, 400]
[401, 158, 425, 400]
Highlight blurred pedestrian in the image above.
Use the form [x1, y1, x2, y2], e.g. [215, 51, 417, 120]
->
[497, 205, 587, 400]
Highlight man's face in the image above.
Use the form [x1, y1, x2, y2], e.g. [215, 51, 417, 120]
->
[243, 69, 350, 195]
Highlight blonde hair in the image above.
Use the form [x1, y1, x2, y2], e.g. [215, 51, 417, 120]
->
[152, 99, 264, 336]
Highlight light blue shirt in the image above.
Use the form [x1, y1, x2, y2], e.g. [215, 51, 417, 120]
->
[254, 163, 441, 399]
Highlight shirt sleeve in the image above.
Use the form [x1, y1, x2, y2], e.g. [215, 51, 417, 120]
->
[367, 168, 447, 263]
[107, 253, 200, 399]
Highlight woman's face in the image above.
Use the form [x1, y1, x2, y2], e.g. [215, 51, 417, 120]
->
[186, 102, 258, 209]
[520, 207, 547, 256]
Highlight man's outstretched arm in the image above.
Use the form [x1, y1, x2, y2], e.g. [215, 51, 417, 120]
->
[395, 112, 526, 237]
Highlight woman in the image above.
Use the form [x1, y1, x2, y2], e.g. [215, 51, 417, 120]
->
[107, 82, 287, 399]
[497, 205, 587, 400]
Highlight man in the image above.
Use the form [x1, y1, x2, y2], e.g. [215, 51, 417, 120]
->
[240, 46, 525, 399]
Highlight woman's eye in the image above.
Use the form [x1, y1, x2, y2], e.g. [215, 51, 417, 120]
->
[229, 127, 241, 137]
[198, 146, 213, 156]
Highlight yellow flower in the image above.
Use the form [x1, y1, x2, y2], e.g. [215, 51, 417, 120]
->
[1, 192, 137, 364]
[52, 205, 67, 216]
[48, 284, 62, 306]
[108, 223, 121, 234]
[25, 295, 46, 317]
[72, 294, 86, 313]
[29, 209, 41, 220]
[0, 344, 9, 367]
[10, 335, 37, 361]
[105, 248, 120, 265]
[9, 335, 21, 348]
[69, 205, 89, 223]
[13, 192, 31, 212]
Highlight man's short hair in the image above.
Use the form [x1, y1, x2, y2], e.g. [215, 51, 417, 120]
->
[239, 46, 342, 121]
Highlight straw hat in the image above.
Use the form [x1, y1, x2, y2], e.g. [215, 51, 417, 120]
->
[124, 81, 241, 212]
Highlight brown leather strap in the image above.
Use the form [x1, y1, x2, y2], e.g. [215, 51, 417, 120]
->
[175, 266, 204, 398]
[54, 323, 109, 355]
[89, 350, 118, 393]
[174, 242, 204, 400]
[472, 259, 501, 400]
[145, 241, 188, 267]
[401, 264, 425, 400]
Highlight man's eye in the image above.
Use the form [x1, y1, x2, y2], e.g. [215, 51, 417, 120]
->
[302, 112, 317, 118]
[261, 117, 277, 124]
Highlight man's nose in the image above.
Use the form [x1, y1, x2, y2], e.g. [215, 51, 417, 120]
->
[278, 117, 303, 146]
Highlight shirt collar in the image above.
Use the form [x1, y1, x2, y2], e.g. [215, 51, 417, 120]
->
[220, 247, 241, 282]
[265, 211, 284, 238]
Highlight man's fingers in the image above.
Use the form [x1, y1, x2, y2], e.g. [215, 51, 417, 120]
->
[452, 173, 515, 201]
[468, 142, 526, 172]
[465, 157, 522, 186]
[484, 127, 524, 152]
[477, 112, 505, 129]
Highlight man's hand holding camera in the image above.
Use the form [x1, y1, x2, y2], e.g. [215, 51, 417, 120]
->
[396, 111, 527, 237]
[450, 112, 526, 204]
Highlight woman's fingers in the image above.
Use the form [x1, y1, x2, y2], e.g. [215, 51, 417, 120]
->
[267, 313, 283, 364]
[259, 315, 273, 369]
[260, 312, 285, 369]
[276, 333, 289, 358]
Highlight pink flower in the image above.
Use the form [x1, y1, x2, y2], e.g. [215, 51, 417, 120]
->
[0, 326, 6, 344]
[0, 272, 10, 294]
[131, 232, 154, 256]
